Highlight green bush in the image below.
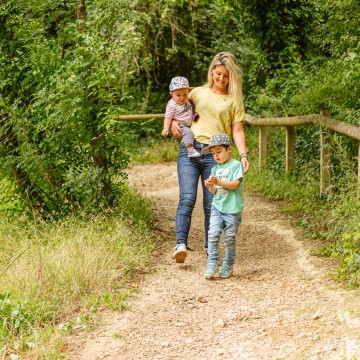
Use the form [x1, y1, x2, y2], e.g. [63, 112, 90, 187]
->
[322, 225, 360, 287]
[0, 295, 36, 353]
[245, 122, 360, 286]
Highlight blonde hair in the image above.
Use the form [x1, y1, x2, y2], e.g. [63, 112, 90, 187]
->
[206, 52, 243, 106]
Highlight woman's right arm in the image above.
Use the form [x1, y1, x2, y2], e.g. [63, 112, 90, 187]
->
[170, 120, 182, 139]
[165, 100, 182, 139]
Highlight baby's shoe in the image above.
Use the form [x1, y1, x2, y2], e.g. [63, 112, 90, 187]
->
[187, 148, 200, 158]
[219, 263, 233, 278]
[203, 261, 219, 279]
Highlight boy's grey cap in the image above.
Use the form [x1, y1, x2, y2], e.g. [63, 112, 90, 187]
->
[169, 76, 189, 91]
[201, 133, 232, 153]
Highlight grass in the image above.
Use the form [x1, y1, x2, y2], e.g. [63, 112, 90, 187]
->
[130, 136, 179, 164]
[0, 185, 158, 358]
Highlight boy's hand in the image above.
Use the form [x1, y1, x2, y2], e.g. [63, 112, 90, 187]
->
[204, 176, 217, 194]
[206, 175, 217, 186]
[161, 129, 169, 137]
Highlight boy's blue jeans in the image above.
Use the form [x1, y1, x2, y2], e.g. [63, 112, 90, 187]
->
[207, 206, 242, 265]
[176, 140, 216, 249]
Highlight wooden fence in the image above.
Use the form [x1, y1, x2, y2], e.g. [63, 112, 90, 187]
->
[114, 111, 360, 195]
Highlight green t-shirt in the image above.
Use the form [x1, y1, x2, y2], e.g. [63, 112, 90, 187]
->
[188, 86, 245, 144]
[211, 159, 244, 214]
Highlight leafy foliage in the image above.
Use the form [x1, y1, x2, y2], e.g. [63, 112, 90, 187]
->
[0, 295, 34, 347]
[331, 226, 360, 287]
[309, 0, 359, 58]
[0, 0, 143, 216]
[229, 0, 314, 89]
[246, 0, 360, 123]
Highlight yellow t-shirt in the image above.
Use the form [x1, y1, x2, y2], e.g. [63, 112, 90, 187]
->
[188, 86, 245, 144]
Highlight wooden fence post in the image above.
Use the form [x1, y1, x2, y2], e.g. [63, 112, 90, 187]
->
[259, 127, 267, 169]
[286, 126, 295, 173]
[320, 110, 332, 196]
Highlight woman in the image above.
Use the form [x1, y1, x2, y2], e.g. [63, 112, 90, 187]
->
[170, 52, 249, 263]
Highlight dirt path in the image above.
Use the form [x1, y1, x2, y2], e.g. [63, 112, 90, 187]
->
[71, 162, 360, 360]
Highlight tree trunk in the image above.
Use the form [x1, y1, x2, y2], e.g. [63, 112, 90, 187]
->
[76, 0, 87, 31]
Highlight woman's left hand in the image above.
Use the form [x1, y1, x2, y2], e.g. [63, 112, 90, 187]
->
[241, 157, 250, 173]
[232, 121, 250, 173]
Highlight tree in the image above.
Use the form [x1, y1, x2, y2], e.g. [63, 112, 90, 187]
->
[0, 0, 143, 216]
[226, 0, 314, 86]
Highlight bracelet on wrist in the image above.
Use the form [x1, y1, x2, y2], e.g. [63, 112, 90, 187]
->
[240, 152, 248, 160]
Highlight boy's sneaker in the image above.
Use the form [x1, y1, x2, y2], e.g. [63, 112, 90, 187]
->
[173, 244, 187, 263]
[203, 261, 219, 279]
[219, 264, 233, 278]
[187, 149, 201, 158]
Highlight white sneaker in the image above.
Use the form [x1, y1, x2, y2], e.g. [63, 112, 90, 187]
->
[173, 244, 187, 263]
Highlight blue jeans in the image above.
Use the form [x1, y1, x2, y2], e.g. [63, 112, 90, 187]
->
[176, 140, 217, 249]
[207, 206, 242, 265]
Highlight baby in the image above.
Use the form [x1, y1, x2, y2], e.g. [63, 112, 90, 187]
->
[162, 76, 200, 158]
